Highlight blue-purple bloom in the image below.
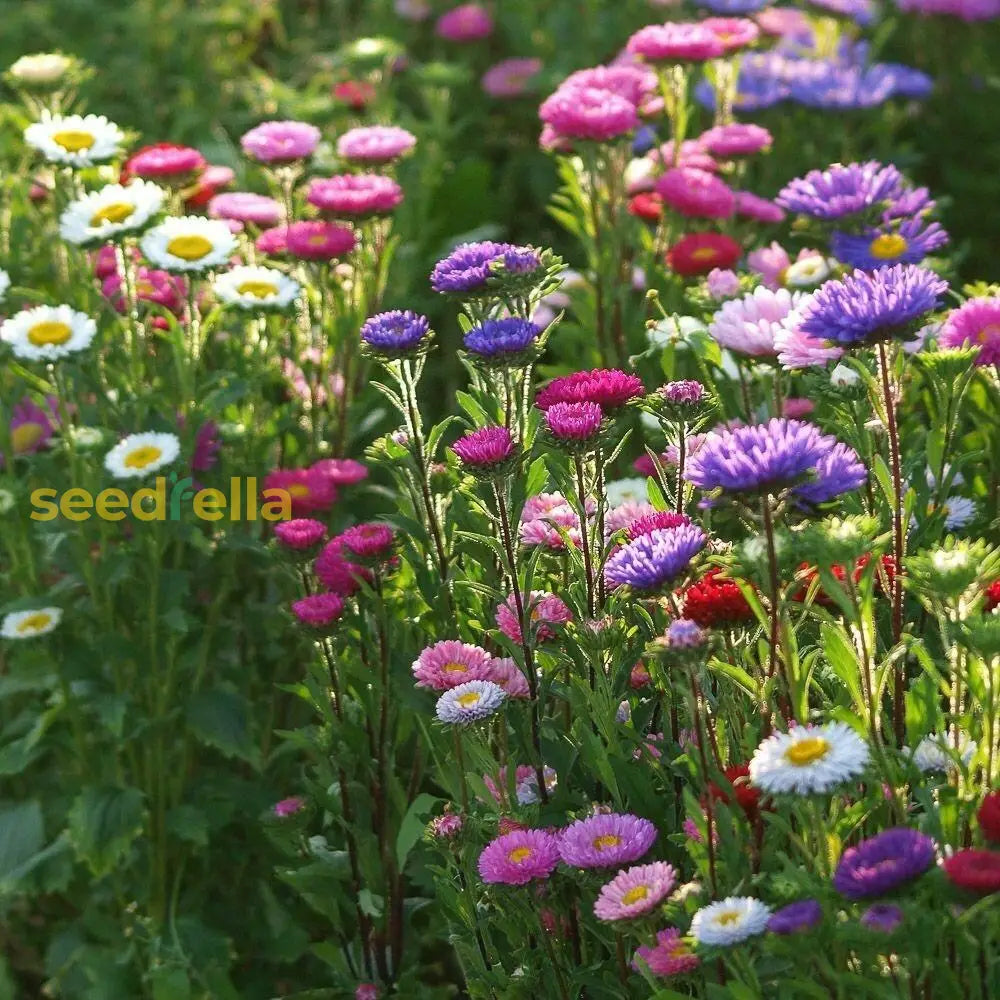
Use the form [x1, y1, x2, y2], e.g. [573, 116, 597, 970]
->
[361, 310, 431, 353]
[798, 264, 947, 345]
[463, 317, 540, 358]
[805, 0, 875, 24]
[833, 828, 936, 900]
[767, 899, 823, 934]
[860, 903, 904, 932]
[430, 241, 541, 295]
[684, 418, 866, 503]
[666, 618, 705, 648]
[777, 161, 904, 221]
[830, 218, 949, 271]
[696, 0, 771, 11]
[604, 524, 706, 591]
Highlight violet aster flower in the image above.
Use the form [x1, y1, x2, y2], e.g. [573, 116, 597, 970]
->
[337, 125, 416, 163]
[435, 2, 493, 40]
[768, 899, 822, 934]
[777, 161, 904, 220]
[539, 86, 638, 142]
[938, 297, 1000, 365]
[274, 518, 327, 550]
[860, 903, 904, 932]
[292, 592, 345, 627]
[286, 220, 357, 261]
[361, 309, 431, 355]
[535, 369, 644, 412]
[833, 828, 936, 899]
[626, 23, 725, 62]
[656, 166, 735, 219]
[431, 241, 541, 295]
[558, 812, 657, 868]
[830, 218, 949, 271]
[463, 318, 540, 359]
[545, 401, 603, 441]
[798, 264, 947, 345]
[478, 829, 561, 885]
[665, 618, 706, 648]
[700, 123, 772, 157]
[698, 0, 770, 9]
[604, 524, 706, 591]
[452, 426, 515, 471]
[209, 192, 283, 226]
[241, 120, 320, 163]
[594, 862, 677, 921]
[684, 418, 866, 503]
[307, 174, 403, 217]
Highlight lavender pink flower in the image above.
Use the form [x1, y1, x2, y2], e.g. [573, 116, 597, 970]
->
[495, 591, 572, 644]
[478, 829, 561, 885]
[633, 927, 700, 977]
[307, 174, 403, 217]
[435, 3, 494, 41]
[337, 125, 416, 163]
[626, 22, 725, 62]
[558, 812, 657, 868]
[241, 120, 320, 163]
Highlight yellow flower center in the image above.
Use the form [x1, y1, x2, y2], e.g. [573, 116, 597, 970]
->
[236, 280, 279, 299]
[17, 612, 52, 633]
[27, 320, 73, 347]
[716, 910, 742, 926]
[690, 246, 719, 263]
[456, 691, 482, 708]
[52, 129, 95, 152]
[308, 234, 330, 247]
[508, 846, 533, 863]
[869, 233, 908, 260]
[286, 483, 312, 499]
[11, 422, 46, 453]
[442, 662, 468, 674]
[90, 201, 135, 226]
[784, 736, 830, 767]
[136, 280, 156, 296]
[166, 234, 214, 261]
[123, 445, 163, 469]
[593, 834, 621, 851]
[622, 885, 650, 905]
[977, 323, 1000, 344]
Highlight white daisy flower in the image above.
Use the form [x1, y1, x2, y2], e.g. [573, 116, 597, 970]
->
[0, 268, 10, 302]
[605, 477, 650, 508]
[690, 896, 772, 946]
[104, 432, 181, 480]
[140, 216, 237, 273]
[8, 53, 73, 85]
[59, 180, 165, 246]
[1, 304, 97, 361]
[910, 731, 976, 773]
[749, 721, 869, 796]
[784, 255, 834, 289]
[24, 112, 124, 167]
[213, 265, 300, 311]
[435, 680, 507, 725]
[70, 426, 105, 449]
[830, 363, 859, 388]
[1, 607, 62, 639]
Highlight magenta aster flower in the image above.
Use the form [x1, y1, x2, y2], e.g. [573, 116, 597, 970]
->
[191, 420, 220, 473]
[558, 812, 657, 868]
[735, 191, 785, 223]
[656, 166, 735, 219]
[626, 23, 725, 62]
[594, 861, 677, 921]
[355, 985, 378, 1000]
[273, 796, 306, 817]
[435, 3, 493, 40]
[292, 592, 345, 627]
[545, 400, 604, 441]
[103, 267, 186, 316]
[624, 510, 691, 541]
[633, 927, 700, 977]
[5, 397, 56, 461]
[337, 125, 416, 163]
[314, 538, 372, 595]
[311, 458, 368, 486]
[535, 368, 644, 412]
[452, 425, 515, 471]
[286, 220, 357, 261]
[482, 57, 543, 98]
[274, 518, 327, 550]
[337, 522, 395, 561]
[263, 468, 337, 515]
[428, 811, 464, 840]
[241, 120, 320, 163]
[561, 65, 657, 107]
[700, 122, 772, 157]
[478, 829, 561, 885]
[709, 286, 807, 357]
[307, 174, 403, 218]
[255, 225, 288, 257]
[495, 591, 572, 644]
[209, 192, 282, 226]
[833, 828, 936, 899]
[412, 640, 494, 690]
[938, 297, 1000, 365]
[126, 143, 205, 179]
[539, 86, 638, 142]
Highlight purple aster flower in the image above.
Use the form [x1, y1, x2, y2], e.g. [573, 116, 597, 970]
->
[360, 310, 431, 355]
[697, 0, 771, 11]
[830, 218, 949, 271]
[666, 618, 705, 648]
[684, 418, 866, 503]
[661, 380, 706, 405]
[768, 899, 823, 934]
[241, 120, 320, 163]
[806, 0, 875, 21]
[860, 903, 904, 932]
[463, 318, 540, 358]
[833, 827, 936, 899]
[192, 420, 221, 472]
[604, 524, 706, 591]
[798, 264, 948, 345]
[478, 829, 561, 885]
[777, 161, 905, 221]
[4, 396, 57, 464]
[558, 812, 657, 868]
[545, 401, 603, 441]
[431, 241, 541, 295]
[452, 426, 515, 470]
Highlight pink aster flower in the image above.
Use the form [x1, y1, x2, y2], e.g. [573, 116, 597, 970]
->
[626, 22, 725, 62]
[337, 125, 416, 164]
[633, 927, 700, 977]
[747, 241, 792, 289]
[482, 57, 543, 98]
[292, 592, 345, 627]
[452, 425, 515, 470]
[314, 539, 371, 595]
[707, 268, 741, 299]
[428, 811, 464, 840]
[700, 123, 772, 158]
[700, 17, 761, 52]
[606, 500, 657, 536]
[125, 143, 205, 180]
[436, 3, 494, 41]
[709, 286, 808, 357]
[656, 166, 735, 219]
[337, 522, 395, 561]
[495, 591, 573, 644]
[209, 191, 283, 226]
[241, 120, 320, 163]
[545, 400, 604, 441]
[103, 267, 186, 316]
[782, 397, 815, 418]
[273, 518, 327, 550]
[625, 510, 691, 541]
[355, 985, 378, 1000]
[412, 640, 494, 690]
[273, 796, 306, 818]
[594, 862, 677, 921]
[519, 492, 593, 548]
[562, 64, 658, 107]
[535, 369, 644, 412]
[263, 468, 337, 515]
[558, 812, 657, 868]
[4, 397, 57, 463]
[654, 140, 720, 173]
[478, 829, 561, 885]
[255, 225, 288, 257]
[539, 86, 638, 142]
[311, 458, 368, 486]
[774, 320, 844, 370]
[486, 657, 530, 698]
[395, 0, 431, 19]
[307, 174, 403, 218]
[286, 220, 357, 261]
[938, 297, 1000, 365]
[191, 420, 221, 473]
[735, 191, 785, 223]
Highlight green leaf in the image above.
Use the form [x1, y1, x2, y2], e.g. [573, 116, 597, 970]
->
[149, 966, 192, 1000]
[0, 800, 44, 890]
[395, 793, 439, 869]
[358, 888, 384, 917]
[166, 805, 210, 848]
[186, 690, 259, 767]
[67, 786, 145, 877]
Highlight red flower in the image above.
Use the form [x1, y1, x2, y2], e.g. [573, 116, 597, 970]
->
[681, 568, 755, 627]
[333, 79, 376, 109]
[979, 792, 1000, 844]
[707, 763, 763, 820]
[665, 233, 741, 276]
[985, 580, 1000, 612]
[943, 849, 1000, 894]
[628, 192, 663, 222]
[793, 554, 897, 603]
